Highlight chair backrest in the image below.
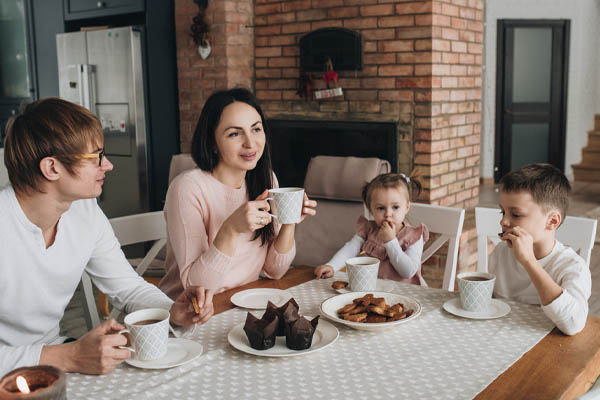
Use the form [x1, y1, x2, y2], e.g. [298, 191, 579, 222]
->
[475, 207, 597, 272]
[80, 211, 168, 329]
[168, 153, 196, 185]
[406, 203, 465, 291]
[293, 156, 390, 267]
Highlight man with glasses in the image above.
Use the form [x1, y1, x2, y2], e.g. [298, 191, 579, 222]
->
[0, 98, 214, 376]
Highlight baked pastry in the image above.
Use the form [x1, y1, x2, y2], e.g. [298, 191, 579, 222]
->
[243, 312, 278, 350]
[263, 298, 299, 337]
[285, 315, 320, 350]
[332, 281, 348, 290]
[244, 297, 319, 351]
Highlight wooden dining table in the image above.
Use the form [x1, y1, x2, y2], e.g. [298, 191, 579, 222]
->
[213, 266, 600, 400]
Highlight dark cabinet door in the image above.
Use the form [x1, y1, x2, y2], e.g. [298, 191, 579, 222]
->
[64, 0, 144, 20]
[0, 0, 36, 146]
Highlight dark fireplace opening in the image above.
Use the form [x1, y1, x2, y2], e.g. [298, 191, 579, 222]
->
[267, 119, 398, 188]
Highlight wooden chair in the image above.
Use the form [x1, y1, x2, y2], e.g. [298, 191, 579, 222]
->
[406, 203, 465, 291]
[80, 211, 167, 329]
[475, 207, 597, 272]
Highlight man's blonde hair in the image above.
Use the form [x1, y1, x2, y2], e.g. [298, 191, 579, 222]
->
[4, 98, 103, 193]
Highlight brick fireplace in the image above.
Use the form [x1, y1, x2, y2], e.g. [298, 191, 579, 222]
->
[174, 0, 484, 287]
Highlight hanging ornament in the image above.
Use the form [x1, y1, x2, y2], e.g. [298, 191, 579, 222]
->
[198, 38, 211, 59]
[191, 0, 210, 59]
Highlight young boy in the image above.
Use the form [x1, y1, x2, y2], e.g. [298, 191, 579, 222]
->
[490, 163, 591, 335]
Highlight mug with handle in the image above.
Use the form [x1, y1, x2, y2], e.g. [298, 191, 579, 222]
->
[267, 187, 305, 224]
[119, 308, 170, 361]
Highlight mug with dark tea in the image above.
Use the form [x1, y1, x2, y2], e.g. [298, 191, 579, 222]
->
[456, 272, 496, 312]
[119, 308, 170, 360]
[345, 256, 380, 291]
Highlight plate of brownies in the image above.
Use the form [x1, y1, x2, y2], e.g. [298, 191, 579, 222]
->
[228, 298, 339, 357]
[320, 292, 421, 331]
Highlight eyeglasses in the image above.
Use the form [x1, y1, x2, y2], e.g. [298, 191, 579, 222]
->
[79, 149, 105, 167]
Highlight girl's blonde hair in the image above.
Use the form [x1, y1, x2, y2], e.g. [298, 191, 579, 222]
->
[361, 170, 422, 211]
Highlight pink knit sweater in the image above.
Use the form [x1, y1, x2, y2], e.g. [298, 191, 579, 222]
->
[159, 169, 296, 299]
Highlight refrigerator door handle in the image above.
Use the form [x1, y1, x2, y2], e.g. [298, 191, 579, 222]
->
[76, 64, 85, 108]
[79, 64, 96, 114]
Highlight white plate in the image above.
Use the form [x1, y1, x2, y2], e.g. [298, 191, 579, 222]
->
[320, 291, 421, 331]
[335, 279, 396, 294]
[228, 317, 338, 357]
[125, 338, 203, 369]
[442, 297, 511, 320]
[230, 288, 292, 309]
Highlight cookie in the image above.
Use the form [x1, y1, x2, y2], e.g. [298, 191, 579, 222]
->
[332, 281, 348, 290]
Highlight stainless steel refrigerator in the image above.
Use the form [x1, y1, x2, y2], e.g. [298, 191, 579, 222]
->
[56, 26, 149, 218]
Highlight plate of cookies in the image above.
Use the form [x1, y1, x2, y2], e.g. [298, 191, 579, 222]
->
[320, 292, 421, 331]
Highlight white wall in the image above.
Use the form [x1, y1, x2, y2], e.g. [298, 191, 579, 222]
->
[0, 148, 8, 188]
[482, 0, 600, 179]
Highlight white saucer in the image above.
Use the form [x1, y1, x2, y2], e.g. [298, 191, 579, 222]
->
[125, 338, 203, 369]
[335, 279, 396, 294]
[230, 288, 292, 309]
[442, 297, 511, 320]
[228, 317, 338, 357]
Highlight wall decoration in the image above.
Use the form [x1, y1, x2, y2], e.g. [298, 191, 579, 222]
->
[314, 57, 343, 100]
[190, 0, 210, 58]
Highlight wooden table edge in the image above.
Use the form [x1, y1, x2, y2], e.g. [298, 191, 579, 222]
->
[475, 316, 600, 400]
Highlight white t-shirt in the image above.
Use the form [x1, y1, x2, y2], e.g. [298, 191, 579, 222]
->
[0, 186, 173, 375]
[489, 240, 591, 335]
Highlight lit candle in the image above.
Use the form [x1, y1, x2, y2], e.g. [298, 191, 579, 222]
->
[0, 366, 66, 399]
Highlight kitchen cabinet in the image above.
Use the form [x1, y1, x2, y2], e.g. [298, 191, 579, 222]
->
[64, 0, 144, 21]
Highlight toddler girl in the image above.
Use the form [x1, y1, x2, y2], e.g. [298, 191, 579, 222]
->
[314, 172, 429, 285]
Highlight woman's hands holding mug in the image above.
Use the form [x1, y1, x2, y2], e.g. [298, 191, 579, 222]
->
[224, 190, 273, 234]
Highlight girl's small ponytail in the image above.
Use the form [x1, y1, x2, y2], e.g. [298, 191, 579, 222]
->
[406, 168, 422, 201]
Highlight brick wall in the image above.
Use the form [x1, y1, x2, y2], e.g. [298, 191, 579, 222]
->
[175, 0, 254, 151]
[254, 0, 427, 174]
[415, 0, 484, 286]
[414, 0, 483, 210]
[253, 0, 483, 208]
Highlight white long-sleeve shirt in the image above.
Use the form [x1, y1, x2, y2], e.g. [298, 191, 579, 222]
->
[489, 240, 590, 335]
[0, 186, 174, 376]
[326, 234, 424, 279]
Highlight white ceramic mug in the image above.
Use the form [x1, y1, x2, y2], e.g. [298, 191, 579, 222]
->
[346, 256, 380, 291]
[457, 272, 496, 312]
[268, 187, 305, 224]
[119, 308, 170, 361]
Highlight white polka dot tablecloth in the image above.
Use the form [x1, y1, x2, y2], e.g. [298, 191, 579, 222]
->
[66, 274, 555, 399]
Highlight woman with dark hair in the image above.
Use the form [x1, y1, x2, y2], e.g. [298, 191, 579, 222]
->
[159, 88, 317, 298]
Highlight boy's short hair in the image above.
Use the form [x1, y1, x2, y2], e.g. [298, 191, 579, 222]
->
[500, 163, 571, 220]
[4, 98, 103, 194]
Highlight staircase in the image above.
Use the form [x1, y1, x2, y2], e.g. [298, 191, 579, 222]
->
[572, 114, 600, 181]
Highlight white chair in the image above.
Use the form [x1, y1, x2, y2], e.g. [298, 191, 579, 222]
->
[475, 207, 598, 272]
[80, 211, 167, 329]
[406, 203, 465, 291]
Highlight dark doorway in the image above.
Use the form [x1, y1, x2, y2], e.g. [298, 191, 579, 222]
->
[495, 20, 569, 181]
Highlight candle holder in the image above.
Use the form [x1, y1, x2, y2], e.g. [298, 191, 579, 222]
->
[0, 366, 66, 399]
